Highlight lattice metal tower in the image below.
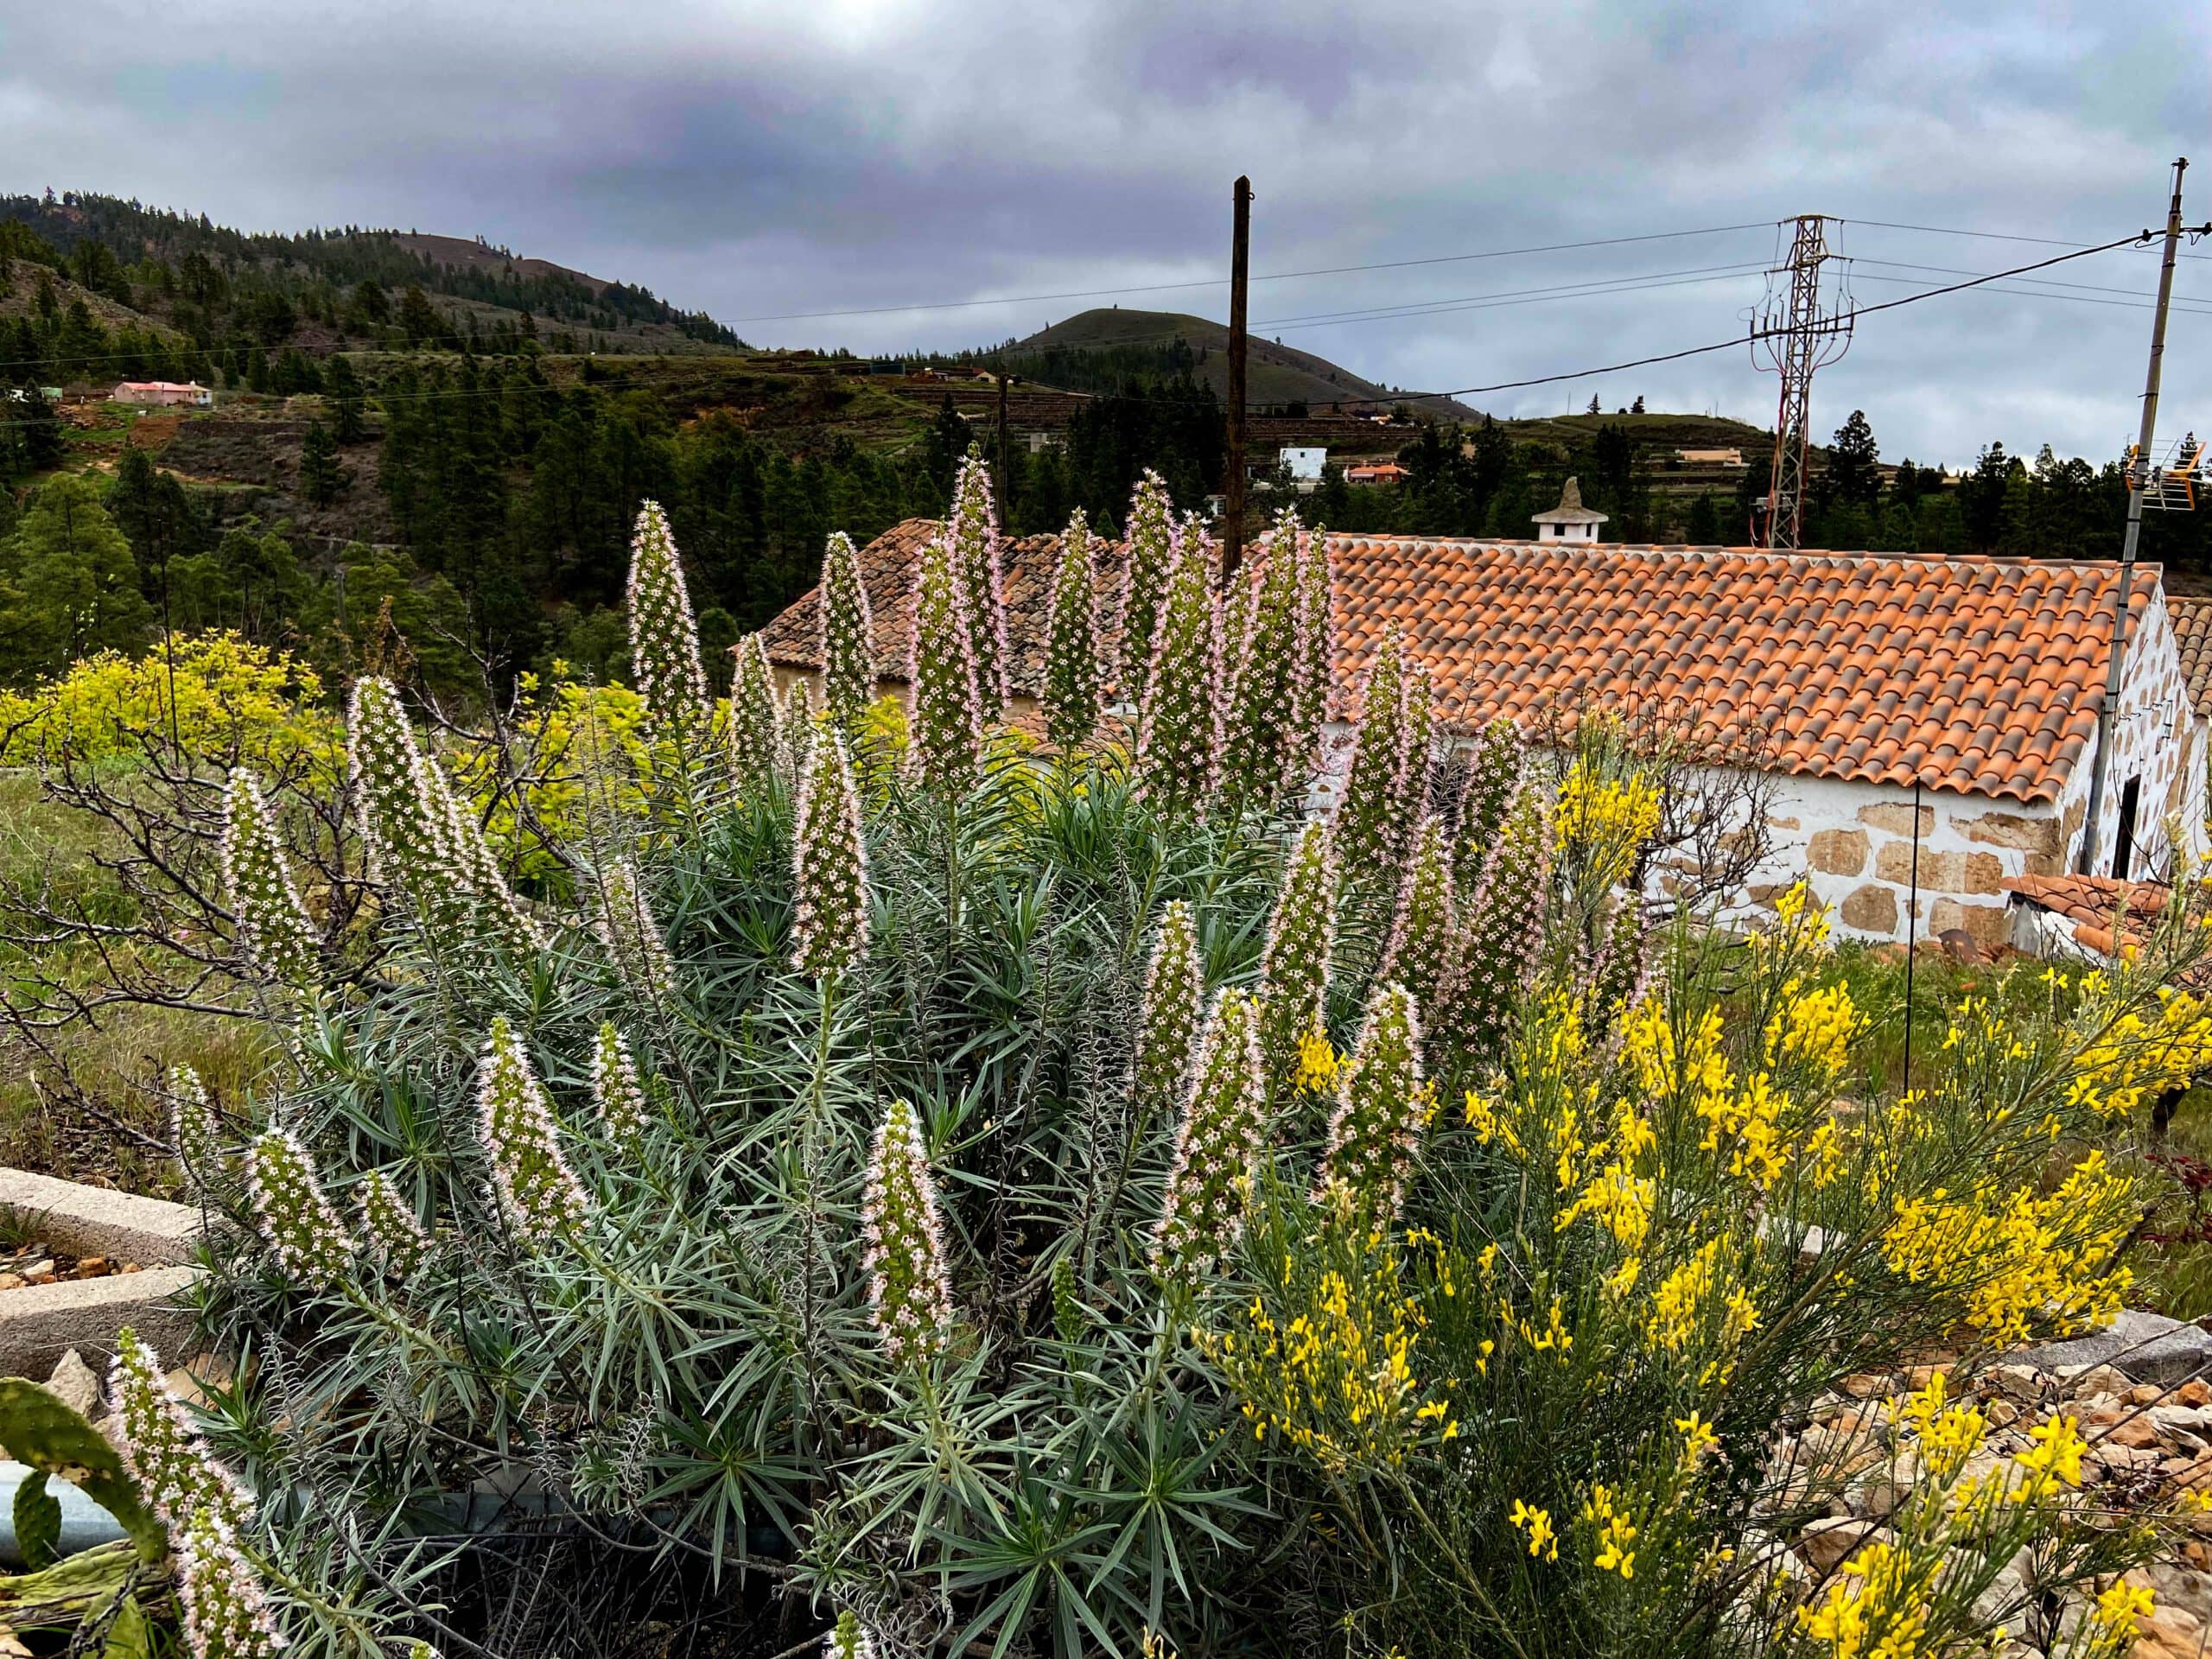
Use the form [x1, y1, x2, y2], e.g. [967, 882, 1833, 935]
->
[1753, 215, 1853, 549]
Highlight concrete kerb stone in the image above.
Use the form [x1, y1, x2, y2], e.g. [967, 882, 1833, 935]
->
[0, 1168, 205, 1381]
[0, 1168, 201, 1267]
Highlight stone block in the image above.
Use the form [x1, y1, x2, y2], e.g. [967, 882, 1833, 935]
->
[0, 1170, 200, 1268]
[1928, 899, 2007, 947]
[1874, 844, 1964, 890]
[1839, 884, 1897, 934]
[1963, 852, 2005, 894]
[1807, 828, 1869, 877]
[2020, 1308, 2212, 1386]
[1960, 810, 2059, 854]
[1858, 802, 1934, 836]
[0, 1268, 200, 1382]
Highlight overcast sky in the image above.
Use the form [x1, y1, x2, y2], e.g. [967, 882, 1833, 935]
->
[4, 1, 2208, 467]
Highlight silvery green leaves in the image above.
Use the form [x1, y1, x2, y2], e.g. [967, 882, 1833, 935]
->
[478, 1016, 591, 1242]
[626, 499, 711, 736]
[1256, 823, 1336, 1103]
[791, 722, 869, 982]
[818, 530, 875, 741]
[862, 1098, 955, 1368]
[908, 530, 985, 788]
[245, 1127, 355, 1291]
[1135, 518, 1221, 817]
[1043, 508, 1105, 751]
[1315, 983, 1427, 1222]
[1154, 988, 1267, 1275]
[1118, 469, 1177, 706]
[221, 770, 319, 999]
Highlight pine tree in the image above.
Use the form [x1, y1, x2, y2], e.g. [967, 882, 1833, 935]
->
[1314, 982, 1427, 1222]
[1378, 816, 1458, 1025]
[861, 1097, 955, 1368]
[907, 530, 984, 787]
[625, 500, 710, 736]
[1118, 469, 1177, 705]
[946, 450, 1009, 715]
[1255, 822, 1336, 1103]
[1130, 899, 1205, 1130]
[818, 530, 874, 741]
[728, 633, 781, 796]
[221, 769, 319, 998]
[791, 725, 869, 982]
[1154, 988, 1267, 1274]
[1135, 520, 1220, 816]
[1042, 509, 1104, 750]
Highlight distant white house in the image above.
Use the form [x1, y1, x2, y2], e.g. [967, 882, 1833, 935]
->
[1278, 447, 1327, 486]
[111, 381, 211, 408]
[1531, 476, 1608, 544]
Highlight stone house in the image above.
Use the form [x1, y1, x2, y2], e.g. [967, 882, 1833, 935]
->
[754, 519, 2200, 947]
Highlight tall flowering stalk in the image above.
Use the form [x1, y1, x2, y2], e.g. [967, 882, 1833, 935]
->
[1289, 518, 1335, 747]
[1314, 982, 1427, 1220]
[1454, 777, 1554, 1062]
[347, 677, 461, 932]
[1119, 469, 1177, 705]
[169, 1062, 224, 1198]
[819, 530, 874, 741]
[356, 1168, 430, 1280]
[1131, 899, 1205, 1128]
[245, 1127, 356, 1291]
[907, 530, 985, 787]
[1135, 520, 1221, 817]
[591, 1023, 651, 1146]
[422, 756, 544, 962]
[221, 769, 319, 995]
[947, 450, 1009, 713]
[1256, 823, 1337, 1103]
[861, 1097, 955, 1368]
[1334, 627, 1432, 888]
[1378, 816, 1459, 1024]
[110, 1327, 254, 1533]
[176, 1507, 288, 1659]
[478, 1016, 591, 1241]
[781, 678, 817, 784]
[1222, 512, 1312, 806]
[594, 857, 680, 1005]
[728, 633, 782, 797]
[1042, 508, 1104, 750]
[626, 499, 711, 734]
[1455, 718, 1525, 889]
[1155, 988, 1268, 1274]
[791, 723, 869, 981]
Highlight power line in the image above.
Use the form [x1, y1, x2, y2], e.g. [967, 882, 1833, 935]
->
[1849, 217, 2212, 262]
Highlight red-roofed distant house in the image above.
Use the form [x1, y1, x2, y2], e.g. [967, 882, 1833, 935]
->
[752, 492, 2203, 945]
[111, 380, 211, 408]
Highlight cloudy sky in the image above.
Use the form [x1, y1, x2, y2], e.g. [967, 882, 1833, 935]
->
[4, 0, 2208, 467]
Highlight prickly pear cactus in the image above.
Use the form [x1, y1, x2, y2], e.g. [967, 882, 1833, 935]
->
[0, 1378, 164, 1560]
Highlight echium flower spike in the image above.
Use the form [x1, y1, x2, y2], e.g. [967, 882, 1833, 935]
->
[861, 1097, 956, 1368]
[1455, 718, 1524, 890]
[1042, 508, 1105, 750]
[728, 633, 781, 797]
[1333, 626, 1414, 881]
[478, 1016, 591, 1240]
[245, 1128, 356, 1291]
[1135, 519, 1221, 817]
[594, 857, 680, 1005]
[168, 1062, 224, 1198]
[221, 770, 320, 995]
[1131, 900, 1205, 1129]
[175, 1507, 288, 1659]
[1154, 988, 1268, 1274]
[1256, 823, 1337, 1104]
[818, 531, 874, 741]
[625, 499, 710, 734]
[347, 677, 462, 931]
[355, 1169, 429, 1281]
[791, 724, 870, 981]
[826, 1611, 879, 1659]
[109, 1326, 254, 1534]
[1378, 815, 1459, 1025]
[1315, 982, 1427, 1221]
[1118, 469, 1178, 705]
[1453, 776, 1554, 1062]
[591, 1023, 652, 1146]
[781, 678, 816, 784]
[1221, 512, 1307, 804]
[947, 448, 1010, 713]
[1287, 518, 1335, 760]
[906, 530, 984, 786]
[421, 756, 544, 961]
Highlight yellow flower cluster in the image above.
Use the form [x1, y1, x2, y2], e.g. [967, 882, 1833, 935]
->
[1509, 1498, 1557, 1560]
[1296, 1027, 1345, 1095]
[1580, 1484, 1637, 1579]
[1644, 1237, 1759, 1360]
[2070, 988, 2212, 1122]
[1764, 978, 1861, 1077]
[1880, 1151, 2135, 1345]
[1796, 1539, 1936, 1659]
[1555, 759, 1662, 892]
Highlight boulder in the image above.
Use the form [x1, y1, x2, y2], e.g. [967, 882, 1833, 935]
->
[2021, 1310, 2212, 1386]
[42, 1349, 99, 1419]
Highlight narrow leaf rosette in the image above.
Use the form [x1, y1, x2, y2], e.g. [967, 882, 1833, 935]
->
[245, 1127, 356, 1291]
[1221, 512, 1311, 805]
[1131, 899, 1205, 1128]
[168, 1062, 223, 1197]
[1256, 823, 1337, 1103]
[626, 499, 710, 734]
[861, 1097, 956, 1368]
[728, 633, 782, 797]
[591, 1022, 651, 1146]
[1377, 815, 1459, 1023]
[1118, 469, 1177, 705]
[221, 769, 319, 995]
[356, 1169, 430, 1281]
[175, 1507, 288, 1659]
[791, 723, 870, 981]
[1455, 717, 1525, 888]
[594, 857, 680, 1005]
[1135, 520, 1221, 817]
[1454, 776, 1554, 1061]
[1042, 508, 1105, 750]
[1155, 987, 1268, 1274]
[907, 530, 984, 787]
[947, 449, 1010, 713]
[478, 1015, 591, 1240]
[110, 1327, 254, 1534]
[819, 530, 874, 739]
[1315, 982, 1428, 1220]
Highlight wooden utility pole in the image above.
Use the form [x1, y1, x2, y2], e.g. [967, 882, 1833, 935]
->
[996, 361, 1012, 515]
[2079, 156, 2188, 874]
[1222, 175, 1254, 583]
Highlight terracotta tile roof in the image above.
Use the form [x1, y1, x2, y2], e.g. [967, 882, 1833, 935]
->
[2002, 874, 2172, 959]
[2166, 595, 2212, 717]
[754, 520, 2161, 804]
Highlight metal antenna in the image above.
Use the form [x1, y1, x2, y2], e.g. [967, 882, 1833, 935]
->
[1752, 215, 1853, 550]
